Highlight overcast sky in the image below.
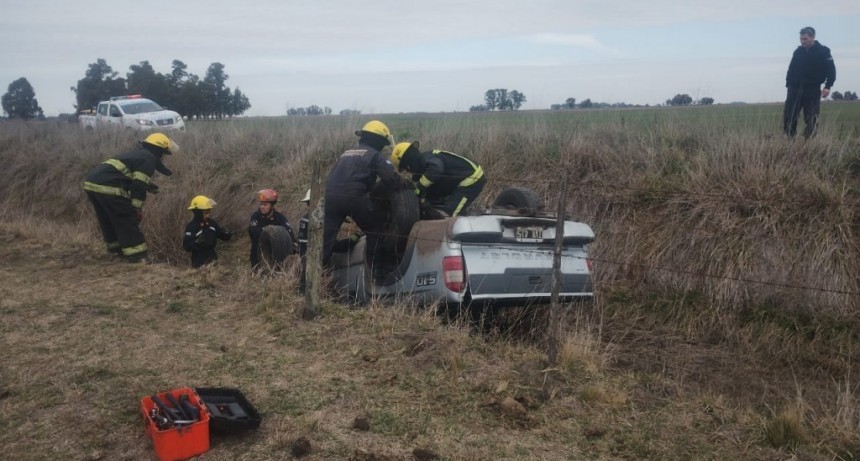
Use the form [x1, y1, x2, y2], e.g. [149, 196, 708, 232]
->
[2, 1, 858, 116]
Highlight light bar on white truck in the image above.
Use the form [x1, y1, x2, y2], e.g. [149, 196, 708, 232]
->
[110, 94, 143, 101]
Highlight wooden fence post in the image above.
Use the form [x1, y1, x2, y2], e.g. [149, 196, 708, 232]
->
[302, 160, 324, 320]
[547, 172, 569, 365]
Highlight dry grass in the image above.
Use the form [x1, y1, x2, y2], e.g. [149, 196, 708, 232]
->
[1, 107, 860, 459]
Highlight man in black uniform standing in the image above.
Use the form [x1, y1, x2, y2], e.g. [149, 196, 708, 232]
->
[83, 132, 176, 262]
[322, 120, 402, 269]
[783, 26, 836, 139]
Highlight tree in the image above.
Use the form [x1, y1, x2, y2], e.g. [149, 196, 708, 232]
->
[845, 91, 858, 101]
[176, 75, 204, 119]
[484, 89, 500, 111]
[470, 104, 489, 112]
[168, 60, 189, 87]
[229, 88, 251, 116]
[831, 91, 843, 100]
[565, 97, 576, 109]
[482, 88, 526, 111]
[579, 98, 592, 109]
[71, 59, 127, 113]
[2, 77, 43, 119]
[699, 97, 715, 105]
[496, 89, 510, 110]
[669, 94, 693, 106]
[127, 61, 170, 103]
[509, 90, 526, 110]
[201, 62, 231, 118]
[339, 109, 361, 116]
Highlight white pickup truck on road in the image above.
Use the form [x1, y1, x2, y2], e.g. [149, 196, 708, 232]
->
[78, 95, 185, 132]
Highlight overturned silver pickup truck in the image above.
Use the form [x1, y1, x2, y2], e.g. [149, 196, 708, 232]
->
[330, 187, 594, 309]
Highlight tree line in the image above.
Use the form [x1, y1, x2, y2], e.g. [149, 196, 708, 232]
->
[469, 88, 527, 111]
[70, 59, 251, 119]
[549, 97, 646, 110]
[4, 73, 860, 120]
[832, 91, 858, 101]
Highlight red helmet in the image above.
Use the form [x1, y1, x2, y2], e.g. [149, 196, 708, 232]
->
[257, 188, 279, 203]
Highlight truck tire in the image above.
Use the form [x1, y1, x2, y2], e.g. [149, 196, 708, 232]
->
[378, 187, 420, 258]
[258, 225, 293, 271]
[492, 187, 544, 216]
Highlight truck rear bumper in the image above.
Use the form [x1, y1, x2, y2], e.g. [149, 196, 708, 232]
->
[467, 271, 592, 299]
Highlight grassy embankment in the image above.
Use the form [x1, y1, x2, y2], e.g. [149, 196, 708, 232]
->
[0, 103, 859, 459]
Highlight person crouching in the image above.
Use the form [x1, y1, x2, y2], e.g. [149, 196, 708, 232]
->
[183, 195, 232, 268]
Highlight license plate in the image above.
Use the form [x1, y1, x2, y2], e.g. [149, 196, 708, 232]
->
[515, 226, 543, 242]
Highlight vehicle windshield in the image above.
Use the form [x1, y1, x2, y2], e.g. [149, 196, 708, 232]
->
[119, 101, 163, 114]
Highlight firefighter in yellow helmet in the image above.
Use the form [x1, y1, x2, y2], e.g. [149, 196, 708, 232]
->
[390, 141, 486, 217]
[183, 195, 232, 268]
[83, 133, 177, 262]
[322, 120, 407, 267]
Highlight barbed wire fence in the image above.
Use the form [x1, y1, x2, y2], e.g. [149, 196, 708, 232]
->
[299, 162, 860, 368]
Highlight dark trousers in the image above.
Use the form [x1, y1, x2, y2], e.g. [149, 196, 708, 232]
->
[430, 175, 487, 217]
[783, 85, 821, 139]
[86, 191, 147, 259]
[322, 191, 382, 267]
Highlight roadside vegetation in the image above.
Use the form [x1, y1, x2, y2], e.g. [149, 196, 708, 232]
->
[1, 103, 859, 459]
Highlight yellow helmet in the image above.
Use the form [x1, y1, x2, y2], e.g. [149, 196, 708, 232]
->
[143, 133, 179, 154]
[390, 141, 418, 170]
[354, 120, 393, 146]
[188, 195, 217, 210]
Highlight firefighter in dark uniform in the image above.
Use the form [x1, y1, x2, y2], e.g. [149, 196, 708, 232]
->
[323, 120, 403, 267]
[248, 188, 296, 270]
[183, 195, 232, 268]
[783, 26, 836, 138]
[389, 141, 486, 217]
[83, 132, 176, 262]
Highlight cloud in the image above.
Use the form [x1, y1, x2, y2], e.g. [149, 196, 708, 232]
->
[524, 33, 622, 56]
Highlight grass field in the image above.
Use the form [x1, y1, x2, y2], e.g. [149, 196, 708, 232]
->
[1, 103, 859, 460]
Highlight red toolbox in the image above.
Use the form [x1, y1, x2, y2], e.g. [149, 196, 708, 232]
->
[141, 387, 210, 461]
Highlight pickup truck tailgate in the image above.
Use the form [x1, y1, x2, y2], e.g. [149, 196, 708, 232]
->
[452, 216, 594, 301]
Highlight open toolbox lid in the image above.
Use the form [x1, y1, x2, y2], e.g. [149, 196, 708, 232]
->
[195, 387, 262, 435]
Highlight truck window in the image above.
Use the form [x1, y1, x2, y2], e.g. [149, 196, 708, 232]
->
[98, 104, 108, 116]
[119, 101, 163, 114]
[109, 105, 122, 117]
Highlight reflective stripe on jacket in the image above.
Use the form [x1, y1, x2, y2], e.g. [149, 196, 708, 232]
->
[84, 147, 160, 208]
[415, 150, 484, 193]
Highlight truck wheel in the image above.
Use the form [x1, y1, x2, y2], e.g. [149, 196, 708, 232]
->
[258, 226, 293, 271]
[492, 187, 544, 216]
